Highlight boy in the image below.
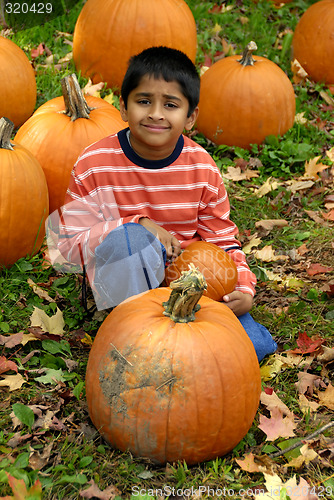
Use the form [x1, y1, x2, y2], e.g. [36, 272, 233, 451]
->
[53, 46, 277, 361]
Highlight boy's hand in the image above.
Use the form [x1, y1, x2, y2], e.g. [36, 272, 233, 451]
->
[138, 218, 181, 260]
[222, 291, 253, 317]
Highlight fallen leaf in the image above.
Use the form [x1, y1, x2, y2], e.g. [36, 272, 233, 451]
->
[222, 165, 259, 181]
[235, 452, 261, 472]
[242, 233, 262, 254]
[79, 480, 121, 500]
[302, 156, 331, 180]
[306, 263, 333, 276]
[30, 306, 65, 335]
[255, 473, 318, 500]
[291, 58, 309, 84]
[298, 394, 320, 414]
[27, 278, 55, 302]
[0, 332, 24, 348]
[0, 356, 18, 375]
[286, 179, 315, 193]
[3, 473, 42, 500]
[317, 346, 334, 363]
[317, 384, 334, 410]
[322, 209, 334, 221]
[83, 79, 105, 97]
[295, 372, 326, 396]
[260, 355, 284, 381]
[258, 407, 297, 441]
[253, 245, 288, 262]
[289, 331, 325, 354]
[254, 177, 282, 197]
[260, 389, 295, 417]
[0, 373, 27, 391]
[287, 443, 319, 469]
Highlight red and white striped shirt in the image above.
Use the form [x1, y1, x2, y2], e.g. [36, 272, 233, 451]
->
[58, 128, 256, 295]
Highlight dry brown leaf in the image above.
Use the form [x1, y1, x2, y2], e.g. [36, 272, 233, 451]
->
[27, 278, 55, 303]
[258, 407, 297, 441]
[291, 58, 308, 84]
[255, 219, 288, 234]
[260, 389, 295, 417]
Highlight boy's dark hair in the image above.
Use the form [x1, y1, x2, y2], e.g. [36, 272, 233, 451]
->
[121, 46, 200, 117]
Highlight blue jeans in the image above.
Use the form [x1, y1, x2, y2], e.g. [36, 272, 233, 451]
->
[94, 223, 277, 362]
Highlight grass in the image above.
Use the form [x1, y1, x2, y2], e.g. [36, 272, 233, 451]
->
[1, 0, 334, 498]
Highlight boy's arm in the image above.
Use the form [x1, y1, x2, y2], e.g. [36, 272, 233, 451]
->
[197, 178, 257, 297]
[54, 168, 140, 266]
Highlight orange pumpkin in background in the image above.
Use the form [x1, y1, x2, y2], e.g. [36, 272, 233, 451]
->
[15, 74, 125, 214]
[164, 241, 238, 301]
[0, 117, 49, 268]
[72, 0, 197, 90]
[0, 36, 36, 128]
[196, 41, 296, 150]
[85, 265, 261, 465]
[292, 0, 334, 84]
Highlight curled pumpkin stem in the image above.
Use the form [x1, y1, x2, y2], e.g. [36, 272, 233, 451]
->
[163, 263, 207, 323]
[0, 117, 14, 151]
[61, 73, 94, 121]
[237, 40, 258, 67]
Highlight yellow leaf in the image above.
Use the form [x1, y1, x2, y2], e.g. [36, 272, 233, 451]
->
[286, 179, 315, 193]
[302, 156, 330, 180]
[260, 355, 284, 381]
[317, 383, 334, 410]
[242, 233, 262, 254]
[103, 93, 115, 105]
[294, 112, 308, 125]
[253, 245, 288, 262]
[326, 147, 334, 162]
[0, 373, 26, 391]
[223, 166, 259, 181]
[253, 177, 282, 197]
[298, 394, 320, 414]
[30, 306, 65, 335]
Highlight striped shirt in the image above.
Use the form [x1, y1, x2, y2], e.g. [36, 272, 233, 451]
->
[58, 128, 256, 296]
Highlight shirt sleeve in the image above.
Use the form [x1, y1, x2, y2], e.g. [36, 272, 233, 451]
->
[55, 160, 141, 267]
[197, 174, 257, 296]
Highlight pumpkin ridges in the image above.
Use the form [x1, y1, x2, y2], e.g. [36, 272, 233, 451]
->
[292, 0, 334, 84]
[15, 74, 125, 213]
[197, 42, 295, 149]
[0, 37, 37, 128]
[73, 0, 197, 90]
[0, 118, 49, 268]
[86, 281, 261, 464]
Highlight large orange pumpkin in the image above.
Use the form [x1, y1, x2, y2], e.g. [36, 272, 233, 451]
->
[72, 0, 197, 90]
[85, 265, 261, 465]
[0, 117, 49, 268]
[196, 41, 296, 149]
[15, 74, 125, 214]
[0, 36, 36, 128]
[292, 0, 334, 84]
[165, 241, 238, 301]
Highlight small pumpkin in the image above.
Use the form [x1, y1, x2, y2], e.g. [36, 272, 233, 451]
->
[15, 74, 125, 214]
[85, 265, 261, 465]
[196, 41, 296, 150]
[0, 36, 37, 128]
[164, 241, 238, 301]
[292, 0, 334, 84]
[0, 117, 49, 268]
[72, 0, 197, 90]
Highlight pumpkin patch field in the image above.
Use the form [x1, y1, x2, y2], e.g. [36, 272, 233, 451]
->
[0, 1, 333, 499]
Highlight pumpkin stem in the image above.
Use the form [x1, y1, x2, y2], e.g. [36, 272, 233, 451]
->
[237, 41, 258, 67]
[61, 73, 94, 121]
[0, 117, 14, 151]
[163, 263, 207, 323]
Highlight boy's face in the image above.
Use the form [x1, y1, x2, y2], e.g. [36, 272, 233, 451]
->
[120, 75, 198, 161]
